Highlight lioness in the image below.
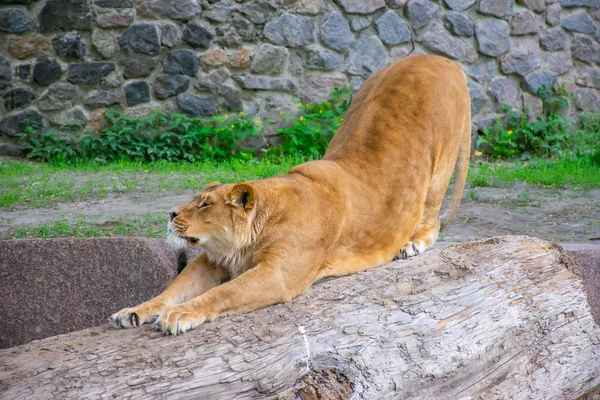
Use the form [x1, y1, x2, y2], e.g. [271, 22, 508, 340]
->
[109, 55, 471, 335]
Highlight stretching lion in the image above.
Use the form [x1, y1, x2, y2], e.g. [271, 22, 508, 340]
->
[109, 55, 471, 335]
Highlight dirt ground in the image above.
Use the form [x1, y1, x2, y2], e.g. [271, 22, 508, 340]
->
[1, 184, 599, 243]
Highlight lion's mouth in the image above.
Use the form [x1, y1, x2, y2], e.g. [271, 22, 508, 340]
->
[168, 226, 199, 244]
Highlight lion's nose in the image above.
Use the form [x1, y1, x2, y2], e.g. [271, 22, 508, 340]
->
[169, 211, 180, 221]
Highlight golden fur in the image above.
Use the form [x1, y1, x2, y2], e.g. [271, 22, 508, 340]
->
[109, 55, 471, 335]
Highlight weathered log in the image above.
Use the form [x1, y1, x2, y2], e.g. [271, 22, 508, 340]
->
[1, 236, 599, 399]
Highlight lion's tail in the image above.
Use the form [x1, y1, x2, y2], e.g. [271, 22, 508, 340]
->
[440, 120, 471, 232]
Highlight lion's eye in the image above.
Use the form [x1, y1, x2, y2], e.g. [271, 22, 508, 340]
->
[199, 202, 211, 209]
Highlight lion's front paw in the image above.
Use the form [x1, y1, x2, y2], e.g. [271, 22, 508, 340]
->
[153, 304, 208, 336]
[108, 303, 164, 329]
[395, 241, 426, 260]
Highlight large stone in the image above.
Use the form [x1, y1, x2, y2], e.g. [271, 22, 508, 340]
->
[575, 88, 600, 111]
[1, 88, 36, 112]
[47, 106, 88, 127]
[84, 89, 120, 108]
[161, 23, 182, 48]
[500, 40, 541, 76]
[204, 3, 230, 23]
[0, 54, 10, 90]
[548, 51, 572, 75]
[8, 34, 53, 60]
[163, 50, 198, 76]
[479, 0, 513, 17]
[196, 67, 229, 91]
[0, 8, 31, 33]
[102, 72, 124, 88]
[217, 84, 243, 111]
[183, 21, 214, 49]
[322, 12, 352, 52]
[0, 109, 44, 136]
[39, 0, 92, 32]
[121, 56, 158, 79]
[233, 76, 297, 91]
[522, 92, 543, 115]
[264, 13, 315, 47]
[136, 0, 202, 21]
[575, 68, 600, 88]
[228, 49, 251, 70]
[15, 64, 31, 81]
[32, 58, 62, 87]
[52, 32, 86, 61]
[67, 62, 115, 85]
[571, 34, 600, 64]
[0, 238, 177, 349]
[216, 15, 256, 47]
[559, 0, 597, 6]
[489, 77, 521, 108]
[202, 49, 228, 67]
[523, 71, 557, 95]
[444, 12, 474, 36]
[468, 80, 488, 115]
[561, 12, 597, 34]
[375, 10, 411, 45]
[334, 0, 386, 14]
[475, 19, 511, 57]
[546, 3, 561, 26]
[120, 24, 161, 55]
[241, 0, 276, 24]
[351, 17, 370, 31]
[296, 0, 324, 15]
[94, 0, 135, 7]
[251, 44, 288, 75]
[406, 0, 438, 29]
[539, 28, 567, 51]
[124, 81, 150, 106]
[302, 45, 343, 70]
[468, 63, 491, 84]
[511, 10, 538, 35]
[177, 94, 218, 117]
[38, 83, 80, 111]
[92, 29, 119, 59]
[443, 0, 476, 11]
[300, 74, 347, 103]
[97, 9, 135, 29]
[344, 34, 388, 78]
[154, 74, 189, 100]
[421, 23, 477, 63]
[518, 0, 545, 11]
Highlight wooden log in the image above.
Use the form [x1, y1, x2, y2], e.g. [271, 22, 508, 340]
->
[1, 236, 599, 400]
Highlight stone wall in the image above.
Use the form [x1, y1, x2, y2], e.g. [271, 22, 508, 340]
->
[1, 0, 600, 156]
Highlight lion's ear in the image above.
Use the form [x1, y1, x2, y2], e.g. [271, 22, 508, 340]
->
[204, 181, 221, 191]
[226, 183, 255, 210]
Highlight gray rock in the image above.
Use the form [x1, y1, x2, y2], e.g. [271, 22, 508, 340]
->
[406, 0, 438, 29]
[300, 74, 347, 103]
[0, 141, 25, 158]
[575, 88, 600, 111]
[522, 92, 543, 115]
[241, 0, 276, 24]
[154, 75, 190, 100]
[350, 76, 364, 92]
[120, 24, 161, 55]
[421, 24, 477, 62]
[161, 23, 182, 48]
[177, 94, 218, 117]
[571, 34, 600, 64]
[546, 3, 561, 26]
[561, 12, 597, 34]
[443, 0, 476, 11]
[517, 0, 545, 12]
[33, 58, 62, 87]
[96, 9, 135, 29]
[1, 88, 36, 112]
[375, 10, 411, 45]
[102, 72, 124, 88]
[264, 13, 315, 47]
[38, 83, 80, 111]
[204, 3, 230, 23]
[163, 50, 199, 77]
[479, 0, 513, 17]
[233, 75, 297, 91]
[351, 17, 370, 31]
[302, 45, 344, 70]
[251, 44, 288, 75]
[0, 8, 31, 33]
[345, 34, 388, 78]
[468, 80, 488, 115]
[94, 0, 135, 7]
[576, 68, 600, 88]
[468, 63, 491, 83]
[15, 64, 31, 81]
[322, 12, 352, 51]
[50, 106, 88, 128]
[500, 40, 541, 76]
[196, 67, 229, 91]
[84, 90, 120, 108]
[0, 54, 12, 90]
[548, 51, 572, 75]
[0, 109, 44, 136]
[523, 71, 557, 95]
[136, 0, 202, 21]
[183, 21, 214, 49]
[475, 19, 511, 57]
[539, 28, 567, 51]
[67, 62, 115, 85]
[92, 29, 119, 59]
[217, 84, 243, 111]
[216, 15, 256, 47]
[125, 81, 150, 106]
[295, 0, 325, 15]
[489, 77, 521, 108]
[121, 56, 158, 79]
[485, 60, 499, 77]
[445, 12, 474, 36]
[559, 0, 597, 6]
[52, 32, 86, 61]
[39, 0, 92, 32]
[511, 10, 538, 35]
[334, 0, 386, 14]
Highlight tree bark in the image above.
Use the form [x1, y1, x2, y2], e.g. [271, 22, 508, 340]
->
[1, 236, 599, 400]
